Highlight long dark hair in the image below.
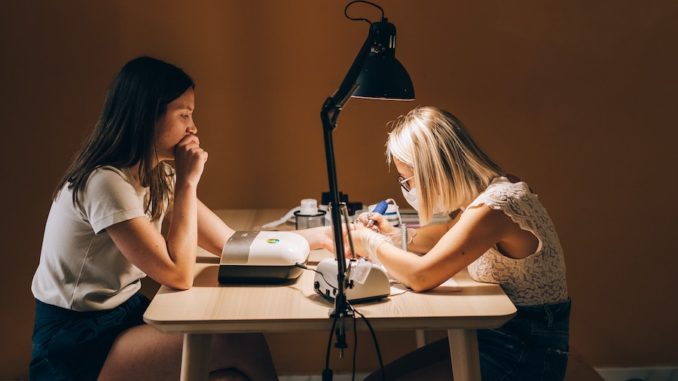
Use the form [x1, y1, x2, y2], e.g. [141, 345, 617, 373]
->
[56, 56, 195, 220]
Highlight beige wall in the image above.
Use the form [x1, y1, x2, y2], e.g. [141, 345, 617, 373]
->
[1, 0, 677, 378]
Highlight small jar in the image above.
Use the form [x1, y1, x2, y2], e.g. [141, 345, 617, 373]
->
[294, 199, 327, 229]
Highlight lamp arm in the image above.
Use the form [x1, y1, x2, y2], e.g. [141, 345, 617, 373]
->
[319, 23, 375, 319]
[322, 24, 375, 127]
[320, 110, 347, 307]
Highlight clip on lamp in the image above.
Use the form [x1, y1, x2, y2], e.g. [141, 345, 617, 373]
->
[319, 0, 414, 374]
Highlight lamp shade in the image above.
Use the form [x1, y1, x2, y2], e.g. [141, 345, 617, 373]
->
[353, 54, 415, 100]
[352, 19, 415, 100]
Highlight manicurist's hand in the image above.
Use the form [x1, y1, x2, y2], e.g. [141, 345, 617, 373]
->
[355, 212, 394, 234]
[343, 223, 391, 261]
[174, 134, 208, 187]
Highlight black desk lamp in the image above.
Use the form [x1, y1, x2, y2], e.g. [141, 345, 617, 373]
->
[319, 0, 414, 371]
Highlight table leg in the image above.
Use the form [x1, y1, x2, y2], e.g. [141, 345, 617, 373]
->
[415, 329, 432, 348]
[447, 329, 481, 381]
[180, 333, 212, 381]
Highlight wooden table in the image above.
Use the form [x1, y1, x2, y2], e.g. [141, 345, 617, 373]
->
[143, 209, 517, 380]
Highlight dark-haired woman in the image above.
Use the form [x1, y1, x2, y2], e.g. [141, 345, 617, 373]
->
[29, 56, 330, 380]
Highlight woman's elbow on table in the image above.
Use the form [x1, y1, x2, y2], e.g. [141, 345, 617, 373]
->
[162, 271, 194, 290]
[403, 269, 440, 293]
[401, 259, 460, 292]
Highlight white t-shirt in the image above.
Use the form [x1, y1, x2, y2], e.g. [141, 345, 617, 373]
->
[32, 166, 164, 311]
[466, 177, 568, 306]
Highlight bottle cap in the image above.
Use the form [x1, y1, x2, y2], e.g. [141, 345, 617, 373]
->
[299, 198, 318, 215]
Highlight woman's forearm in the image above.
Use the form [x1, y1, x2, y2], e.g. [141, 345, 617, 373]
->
[376, 241, 465, 292]
[407, 211, 462, 253]
[407, 223, 449, 253]
[197, 201, 235, 256]
[165, 182, 198, 285]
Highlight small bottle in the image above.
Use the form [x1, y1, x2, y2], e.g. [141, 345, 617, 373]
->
[294, 199, 327, 229]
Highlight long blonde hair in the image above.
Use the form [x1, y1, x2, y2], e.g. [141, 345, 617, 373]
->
[386, 106, 504, 224]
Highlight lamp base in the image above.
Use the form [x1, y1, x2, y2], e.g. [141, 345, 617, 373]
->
[313, 258, 390, 304]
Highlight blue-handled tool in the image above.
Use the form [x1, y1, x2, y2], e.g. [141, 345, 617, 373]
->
[366, 200, 389, 228]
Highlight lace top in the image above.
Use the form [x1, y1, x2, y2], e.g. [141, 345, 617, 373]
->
[466, 177, 568, 306]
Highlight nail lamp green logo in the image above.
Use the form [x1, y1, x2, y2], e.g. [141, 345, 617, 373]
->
[266, 238, 280, 244]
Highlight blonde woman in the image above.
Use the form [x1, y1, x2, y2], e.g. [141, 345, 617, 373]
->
[350, 107, 570, 381]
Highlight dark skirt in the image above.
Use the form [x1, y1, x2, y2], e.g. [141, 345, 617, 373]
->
[366, 299, 571, 381]
[29, 293, 150, 381]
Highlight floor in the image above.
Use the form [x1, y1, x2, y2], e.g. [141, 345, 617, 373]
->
[595, 367, 678, 381]
[276, 367, 678, 381]
[280, 375, 369, 381]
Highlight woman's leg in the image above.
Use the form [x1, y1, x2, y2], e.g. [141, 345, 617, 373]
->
[98, 325, 182, 381]
[98, 325, 277, 381]
[209, 333, 278, 381]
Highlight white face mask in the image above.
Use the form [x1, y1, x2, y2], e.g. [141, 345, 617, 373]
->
[401, 187, 447, 214]
[401, 187, 419, 211]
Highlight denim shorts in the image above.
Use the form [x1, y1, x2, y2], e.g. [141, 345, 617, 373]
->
[479, 299, 571, 381]
[29, 293, 150, 381]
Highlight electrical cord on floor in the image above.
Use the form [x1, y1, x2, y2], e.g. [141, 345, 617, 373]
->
[351, 304, 386, 381]
[295, 263, 384, 380]
[322, 313, 339, 381]
[352, 310, 358, 381]
[294, 263, 339, 380]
